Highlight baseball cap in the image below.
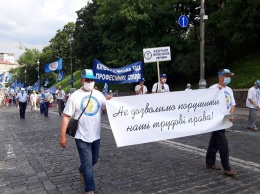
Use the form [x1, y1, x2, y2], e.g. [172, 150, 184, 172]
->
[44, 88, 48, 91]
[160, 74, 167, 78]
[255, 79, 260, 87]
[81, 69, 96, 79]
[141, 78, 145, 82]
[218, 69, 234, 76]
[21, 88, 25, 91]
[186, 83, 191, 87]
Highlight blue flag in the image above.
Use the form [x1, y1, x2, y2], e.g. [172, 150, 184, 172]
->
[44, 78, 49, 86]
[32, 79, 40, 91]
[45, 58, 62, 73]
[68, 75, 75, 86]
[104, 83, 108, 93]
[5, 73, 12, 82]
[57, 70, 65, 81]
[0, 72, 5, 82]
[93, 59, 143, 84]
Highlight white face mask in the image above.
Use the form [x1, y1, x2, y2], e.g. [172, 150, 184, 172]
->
[83, 81, 95, 91]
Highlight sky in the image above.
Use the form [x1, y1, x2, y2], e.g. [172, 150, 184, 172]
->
[0, 0, 90, 59]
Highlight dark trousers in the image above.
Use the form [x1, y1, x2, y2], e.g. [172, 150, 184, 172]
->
[19, 102, 27, 118]
[57, 99, 64, 115]
[43, 102, 50, 117]
[206, 129, 231, 171]
[39, 103, 44, 114]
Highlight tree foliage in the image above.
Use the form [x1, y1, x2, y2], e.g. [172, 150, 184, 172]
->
[17, 0, 260, 89]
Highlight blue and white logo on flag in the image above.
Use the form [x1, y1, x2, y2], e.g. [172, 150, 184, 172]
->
[45, 58, 62, 73]
[57, 70, 65, 81]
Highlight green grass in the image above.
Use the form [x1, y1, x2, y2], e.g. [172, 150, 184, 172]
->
[228, 51, 260, 88]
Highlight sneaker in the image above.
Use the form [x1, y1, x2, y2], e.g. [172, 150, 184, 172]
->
[224, 169, 237, 176]
[77, 165, 84, 183]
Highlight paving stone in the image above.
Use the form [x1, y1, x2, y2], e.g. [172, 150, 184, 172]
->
[1, 107, 260, 193]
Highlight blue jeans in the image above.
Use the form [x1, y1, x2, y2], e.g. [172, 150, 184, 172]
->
[75, 139, 100, 192]
[43, 102, 49, 117]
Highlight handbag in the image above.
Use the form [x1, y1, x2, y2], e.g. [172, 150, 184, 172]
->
[66, 90, 93, 137]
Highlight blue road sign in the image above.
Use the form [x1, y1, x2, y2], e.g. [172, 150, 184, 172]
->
[178, 15, 189, 28]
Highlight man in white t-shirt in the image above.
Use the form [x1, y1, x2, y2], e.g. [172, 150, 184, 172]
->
[206, 69, 237, 177]
[55, 86, 66, 116]
[185, 83, 192, 91]
[246, 80, 260, 131]
[30, 90, 38, 111]
[0, 92, 4, 108]
[16, 88, 29, 119]
[152, 73, 170, 93]
[59, 69, 112, 194]
[135, 78, 148, 95]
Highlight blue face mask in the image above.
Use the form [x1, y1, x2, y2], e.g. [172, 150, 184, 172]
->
[224, 77, 231, 85]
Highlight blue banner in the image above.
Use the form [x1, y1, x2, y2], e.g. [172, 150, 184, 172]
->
[45, 58, 62, 73]
[93, 59, 143, 84]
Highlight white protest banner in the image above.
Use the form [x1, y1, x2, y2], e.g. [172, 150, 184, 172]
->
[106, 88, 231, 147]
[143, 46, 171, 63]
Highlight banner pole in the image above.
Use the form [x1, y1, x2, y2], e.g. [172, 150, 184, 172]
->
[157, 61, 161, 92]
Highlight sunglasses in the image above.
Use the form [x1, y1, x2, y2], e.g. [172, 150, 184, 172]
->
[83, 78, 94, 82]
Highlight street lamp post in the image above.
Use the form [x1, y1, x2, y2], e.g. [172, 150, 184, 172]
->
[198, 0, 207, 89]
[68, 34, 74, 88]
[37, 60, 40, 79]
[24, 68, 27, 87]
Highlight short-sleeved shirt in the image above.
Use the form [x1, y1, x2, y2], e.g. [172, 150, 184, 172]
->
[16, 92, 28, 102]
[30, 93, 38, 101]
[246, 86, 260, 108]
[152, 82, 170, 93]
[55, 89, 65, 100]
[135, 84, 148, 95]
[210, 84, 236, 113]
[63, 89, 106, 143]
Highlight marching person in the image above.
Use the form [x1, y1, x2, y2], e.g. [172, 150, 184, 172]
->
[16, 88, 29, 119]
[152, 73, 170, 93]
[135, 78, 148, 95]
[59, 69, 112, 194]
[30, 90, 38, 111]
[185, 83, 192, 91]
[42, 88, 51, 117]
[206, 69, 237, 176]
[246, 80, 260, 131]
[0, 92, 4, 108]
[55, 86, 66, 116]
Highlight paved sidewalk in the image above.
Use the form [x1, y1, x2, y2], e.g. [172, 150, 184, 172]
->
[0, 105, 260, 194]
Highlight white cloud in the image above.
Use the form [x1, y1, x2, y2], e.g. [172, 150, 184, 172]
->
[0, 0, 90, 59]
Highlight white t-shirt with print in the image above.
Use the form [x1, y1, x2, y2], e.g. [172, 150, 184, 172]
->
[246, 86, 259, 108]
[152, 82, 170, 93]
[135, 84, 148, 95]
[63, 88, 106, 143]
[210, 84, 236, 113]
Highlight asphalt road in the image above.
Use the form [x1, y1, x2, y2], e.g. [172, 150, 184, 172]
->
[0, 105, 260, 194]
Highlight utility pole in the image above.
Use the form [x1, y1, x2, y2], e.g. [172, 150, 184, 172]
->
[198, 0, 207, 89]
